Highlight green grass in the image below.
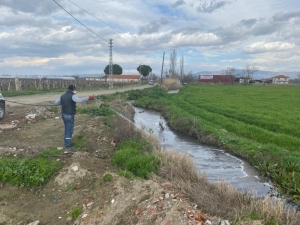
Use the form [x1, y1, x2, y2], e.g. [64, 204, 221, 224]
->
[102, 173, 113, 182]
[70, 206, 82, 219]
[0, 155, 62, 187]
[112, 139, 160, 179]
[72, 133, 87, 148]
[131, 84, 300, 202]
[117, 170, 135, 179]
[39, 148, 62, 158]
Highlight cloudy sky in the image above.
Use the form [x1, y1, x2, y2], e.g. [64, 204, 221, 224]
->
[0, 0, 300, 76]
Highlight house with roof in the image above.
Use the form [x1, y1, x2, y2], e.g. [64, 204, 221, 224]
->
[267, 75, 289, 84]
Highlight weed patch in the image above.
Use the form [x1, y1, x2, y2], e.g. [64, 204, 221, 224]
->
[70, 206, 82, 219]
[77, 106, 113, 117]
[72, 133, 87, 148]
[0, 157, 62, 187]
[102, 173, 112, 182]
[64, 183, 76, 191]
[39, 148, 62, 158]
[112, 139, 160, 179]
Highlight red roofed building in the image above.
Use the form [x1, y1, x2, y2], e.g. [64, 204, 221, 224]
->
[269, 75, 289, 84]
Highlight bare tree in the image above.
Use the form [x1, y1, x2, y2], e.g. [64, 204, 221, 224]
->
[242, 64, 258, 81]
[164, 68, 170, 77]
[169, 49, 177, 77]
[179, 55, 184, 80]
[222, 66, 237, 84]
[181, 71, 196, 83]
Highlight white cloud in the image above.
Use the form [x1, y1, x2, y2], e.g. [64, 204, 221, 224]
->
[221, 59, 244, 63]
[196, 1, 230, 14]
[0, 0, 300, 75]
[244, 42, 295, 54]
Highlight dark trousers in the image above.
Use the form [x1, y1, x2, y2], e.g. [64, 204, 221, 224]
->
[62, 113, 74, 147]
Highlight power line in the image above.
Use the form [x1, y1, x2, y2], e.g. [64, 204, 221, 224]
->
[67, 0, 164, 64]
[53, 0, 142, 67]
[53, 0, 107, 42]
[54, 0, 165, 74]
[68, 0, 135, 41]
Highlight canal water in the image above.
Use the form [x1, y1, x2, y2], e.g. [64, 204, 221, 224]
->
[133, 106, 271, 198]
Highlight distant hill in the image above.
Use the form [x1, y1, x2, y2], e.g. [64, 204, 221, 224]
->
[194, 70, 298, 79]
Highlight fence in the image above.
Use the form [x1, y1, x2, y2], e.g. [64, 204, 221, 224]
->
[0, 77, 139, 92]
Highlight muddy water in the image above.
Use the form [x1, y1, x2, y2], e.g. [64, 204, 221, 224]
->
[133, 106, 271, 198]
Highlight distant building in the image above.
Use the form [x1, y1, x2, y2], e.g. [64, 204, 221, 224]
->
[85, 75, 102, 81]
[267, 75, 289, 84]
[238, 78, 251, 84]
[100, 75, 141, 83]
[199, 75, 233, 84]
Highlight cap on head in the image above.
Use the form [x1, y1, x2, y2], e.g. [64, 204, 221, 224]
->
[68, 85, 76, 91]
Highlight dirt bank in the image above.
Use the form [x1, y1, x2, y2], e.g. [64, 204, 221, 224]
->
[0, 86, 223, 225]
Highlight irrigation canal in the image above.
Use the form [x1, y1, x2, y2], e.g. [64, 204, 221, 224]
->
[133, 106, 272, 198]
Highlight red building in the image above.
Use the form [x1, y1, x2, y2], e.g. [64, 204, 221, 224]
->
[199, 75, 233, 84]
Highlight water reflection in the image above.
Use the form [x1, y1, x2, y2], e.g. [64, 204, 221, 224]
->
[134, 106, 271, 198]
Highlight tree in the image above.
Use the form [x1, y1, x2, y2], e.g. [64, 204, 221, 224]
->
[222, 66, 237, 84]
[179, 55, 184, 79]
[242, 64, 258, 81]
[137, 65, 152, 77]
[181, 71, 196, 83]
[104, 64, 123, 75]
[169, 49, 177, 77]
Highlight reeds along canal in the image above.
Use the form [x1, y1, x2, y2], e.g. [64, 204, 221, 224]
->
[133, 106, 273, 199]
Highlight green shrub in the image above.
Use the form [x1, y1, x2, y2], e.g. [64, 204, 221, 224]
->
[127, 86, 166, 100]
[87, 107, 114, 117]
[112, 139, 160, 179]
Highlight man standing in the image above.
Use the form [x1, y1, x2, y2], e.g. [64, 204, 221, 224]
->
[55, 85, 94, 148]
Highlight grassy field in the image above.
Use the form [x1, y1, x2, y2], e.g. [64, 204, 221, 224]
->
[132, 85, 300, 202]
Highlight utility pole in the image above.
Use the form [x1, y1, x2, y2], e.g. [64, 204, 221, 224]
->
[139, 64, 142, 85]
[160, 51, 165, 85]
[108, 38, 113, 89]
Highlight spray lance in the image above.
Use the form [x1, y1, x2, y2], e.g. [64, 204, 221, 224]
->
[94, 97, 135, 126]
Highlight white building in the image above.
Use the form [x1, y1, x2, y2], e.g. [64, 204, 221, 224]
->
[270, 75, 289, 84]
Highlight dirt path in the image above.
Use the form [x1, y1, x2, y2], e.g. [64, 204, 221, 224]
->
[4, 84, 151, 114]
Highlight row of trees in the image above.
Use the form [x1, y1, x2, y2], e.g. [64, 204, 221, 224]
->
[103, 64, 152, 77]
[222, 65, 258, 84]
